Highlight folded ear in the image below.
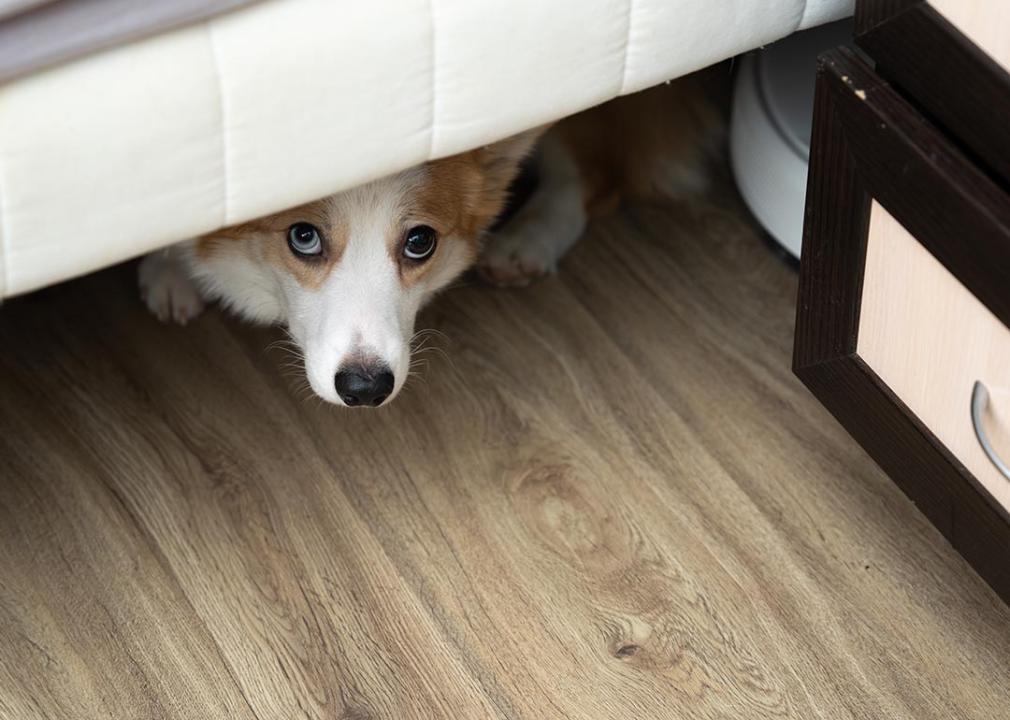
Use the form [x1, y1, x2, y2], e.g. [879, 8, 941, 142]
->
[476, 125, 547, 187]
[463, 125, 549, 234]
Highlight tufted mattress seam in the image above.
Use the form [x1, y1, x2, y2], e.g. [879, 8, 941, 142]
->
[428, 0, 439, 160]
[618, 0, 635, 95]
[206, 20, 230, 228]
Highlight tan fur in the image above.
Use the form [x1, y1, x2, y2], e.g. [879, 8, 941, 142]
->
[415, 133, 545, 239]
[475, 69, 725, 288]
[195, 131, 542, 291]
[393, 155, 483, 288]
[396, 134, 543, 286]
[553, 68, 725, 215]
[196, 200, 347, 290]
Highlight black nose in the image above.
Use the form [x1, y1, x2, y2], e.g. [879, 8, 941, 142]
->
[334, 365, 395, 407]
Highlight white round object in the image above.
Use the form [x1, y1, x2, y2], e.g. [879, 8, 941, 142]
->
[730, 20, 852, 258]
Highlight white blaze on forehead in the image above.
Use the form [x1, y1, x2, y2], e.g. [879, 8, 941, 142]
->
[293, 169, 426, 404]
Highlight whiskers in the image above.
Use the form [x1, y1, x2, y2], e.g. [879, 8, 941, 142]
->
[405, 327, 456, 394]
[264, 328, 321, 406]
[410, 328, 454, 367]
[261, 326, 458, 406]
[265, 329, 304, 371]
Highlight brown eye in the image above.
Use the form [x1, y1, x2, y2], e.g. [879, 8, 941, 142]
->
[403, 225, 437, 261]
[287, 222, 323, 257]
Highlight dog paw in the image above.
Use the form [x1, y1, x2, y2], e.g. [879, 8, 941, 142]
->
[477, 232, 558, 288]
[138, 252, 205, 325]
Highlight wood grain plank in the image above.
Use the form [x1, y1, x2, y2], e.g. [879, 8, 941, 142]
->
[0, 354, 258, 720]
[1, 282, 506, 720]
[559, 196, 1010, 719]
[1, 171, 1008, 718]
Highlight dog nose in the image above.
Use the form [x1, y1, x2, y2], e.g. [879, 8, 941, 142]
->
[334, 364, 395, 407]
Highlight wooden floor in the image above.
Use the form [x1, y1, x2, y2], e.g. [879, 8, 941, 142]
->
[1, 187, 1008, 720]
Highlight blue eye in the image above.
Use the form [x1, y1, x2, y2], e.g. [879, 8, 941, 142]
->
[287, 223, 323, 257]
[403, 225, 437, 261]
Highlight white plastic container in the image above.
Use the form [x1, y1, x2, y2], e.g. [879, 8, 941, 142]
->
[730, 20, 852, 258]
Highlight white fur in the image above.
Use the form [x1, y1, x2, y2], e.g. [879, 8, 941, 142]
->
[138, 247, 205, 325]
[144, 166, 473, 407]
[290, 175, 419, 405]
[182, 240, 284, 324]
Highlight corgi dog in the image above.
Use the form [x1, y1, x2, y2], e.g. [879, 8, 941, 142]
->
[139, 73, 721, 407]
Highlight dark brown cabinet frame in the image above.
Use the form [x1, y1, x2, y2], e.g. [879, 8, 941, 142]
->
[855, 0, 1010, 187]
[793, 48, 1010, 604]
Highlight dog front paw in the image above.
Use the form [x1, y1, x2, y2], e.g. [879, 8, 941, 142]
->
[138, 251, 205, 325]
[476, 231, 558, 288]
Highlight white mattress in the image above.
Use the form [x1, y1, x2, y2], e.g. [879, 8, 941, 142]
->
[0, 0, 852, 298]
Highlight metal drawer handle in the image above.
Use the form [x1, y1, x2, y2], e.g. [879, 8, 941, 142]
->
[971, 381, 1010, 481]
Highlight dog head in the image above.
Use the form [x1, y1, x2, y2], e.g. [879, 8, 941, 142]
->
[188, 130, 540, 407]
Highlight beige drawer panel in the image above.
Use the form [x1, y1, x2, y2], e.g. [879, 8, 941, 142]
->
[858, 201, 1010, 511]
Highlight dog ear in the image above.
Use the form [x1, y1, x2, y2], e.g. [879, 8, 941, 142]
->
[476, 125, 546, 185]
[467, 125, 549, 232]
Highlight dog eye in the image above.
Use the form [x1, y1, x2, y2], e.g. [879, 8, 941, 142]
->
[403, 225, 437, 261]
[287, 222, 323, 257]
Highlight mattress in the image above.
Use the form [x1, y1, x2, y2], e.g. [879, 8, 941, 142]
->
[0, 0, 853, 298]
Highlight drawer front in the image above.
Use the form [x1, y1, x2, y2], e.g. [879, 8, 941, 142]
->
[855, 0, 1010, 185]
[859, 202, 1010, 512]
[794, 48, 1010, 603]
